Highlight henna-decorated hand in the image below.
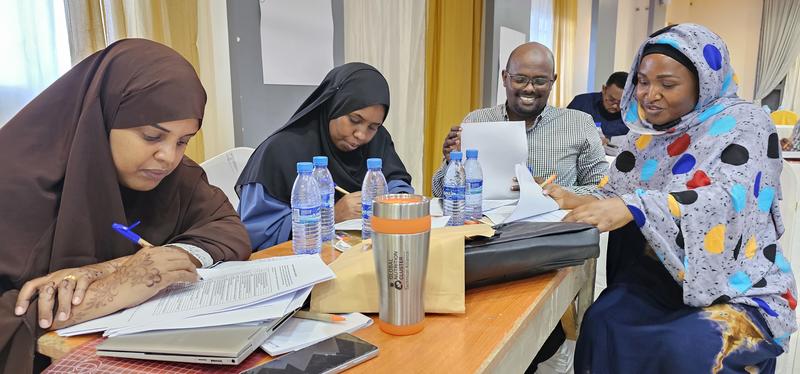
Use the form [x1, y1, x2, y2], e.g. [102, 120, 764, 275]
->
[109, 246, 200, 309]
[15, 261, 120, 328]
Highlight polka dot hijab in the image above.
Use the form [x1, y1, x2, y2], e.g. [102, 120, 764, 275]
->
[600, 23, 797, 345]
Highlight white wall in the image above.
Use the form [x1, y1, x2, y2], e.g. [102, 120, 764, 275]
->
[665, 0, 764, 101]
[614, 0, 650, 73]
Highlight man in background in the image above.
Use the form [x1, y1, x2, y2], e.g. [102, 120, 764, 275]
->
[433, 42, 607, 198]
[568, 71, 629, 154]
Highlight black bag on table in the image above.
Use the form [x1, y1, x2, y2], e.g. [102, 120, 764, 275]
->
[464, 222, 599, 289]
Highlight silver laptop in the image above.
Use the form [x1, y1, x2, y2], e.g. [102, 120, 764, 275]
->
[96, 310, 296, 365]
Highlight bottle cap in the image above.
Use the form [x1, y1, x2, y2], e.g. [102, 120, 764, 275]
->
[312, 156, 328, 166]
[367, 158, 382, 169]
[296, 162, 313, 173]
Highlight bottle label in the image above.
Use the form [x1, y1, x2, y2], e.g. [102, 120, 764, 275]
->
[443, 185, 465, 201]
[362, 203, 372, 220]
[466, 180, 483, 194]
[295, 206, 321, 224]
[321, 193, 333, 208]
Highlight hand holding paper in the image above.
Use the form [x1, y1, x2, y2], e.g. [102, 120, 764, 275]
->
[503, 164, 559, 223]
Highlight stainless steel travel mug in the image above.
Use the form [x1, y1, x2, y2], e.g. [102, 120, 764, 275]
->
[371, 194, 431, 335]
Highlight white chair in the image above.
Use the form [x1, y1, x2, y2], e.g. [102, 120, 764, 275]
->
[777, 160, 800, 374]
[199, 147, 255, 209]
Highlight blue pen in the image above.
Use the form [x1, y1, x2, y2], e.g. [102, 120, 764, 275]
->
[112, 221, 153, 247]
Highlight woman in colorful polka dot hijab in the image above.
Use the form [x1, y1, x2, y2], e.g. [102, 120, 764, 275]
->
[549, 24, 797, 373]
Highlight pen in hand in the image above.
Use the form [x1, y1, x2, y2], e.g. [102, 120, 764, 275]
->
[539, 174, 557, 188]
[112, 221, 153, 247]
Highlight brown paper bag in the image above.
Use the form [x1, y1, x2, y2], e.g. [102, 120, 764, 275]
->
[310, 224, 495, 314]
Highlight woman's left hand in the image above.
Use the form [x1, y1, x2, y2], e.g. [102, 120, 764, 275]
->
[563, 197, 633, 232]
[15, 265, 110, 328]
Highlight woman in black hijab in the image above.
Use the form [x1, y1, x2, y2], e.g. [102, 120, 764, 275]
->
[236, 63, 413, 250]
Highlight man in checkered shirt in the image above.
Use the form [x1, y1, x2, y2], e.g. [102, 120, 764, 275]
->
[432, 41, 609, 372]
[432, 42, 609, 198]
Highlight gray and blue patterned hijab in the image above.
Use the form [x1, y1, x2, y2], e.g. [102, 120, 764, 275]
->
[600, 23, 797, 345]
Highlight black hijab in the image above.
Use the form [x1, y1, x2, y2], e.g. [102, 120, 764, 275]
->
[236, 62, 412, 204]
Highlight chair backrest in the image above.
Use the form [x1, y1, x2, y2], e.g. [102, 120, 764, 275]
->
[199, 147, 255, 209]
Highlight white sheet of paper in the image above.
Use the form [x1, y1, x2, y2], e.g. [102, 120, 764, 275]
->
[504, 164, 559, 223]
[60, 256, 333, 337]
[335, 216, 451, 231]
[429, 197, 444, 216]
[783, 151, 800, 160]
[483, 205, 515, 225]
[482, 199, 517, 212]
[496, 27, 526, 106]
[484, 205, 568, 225]
[56, 308, 135, 337]
[260, 0, 334, 85]
[261, 313, 373, 356]
[333, 218, 361, 231]
[460, 122, 527, 200]
[521, 209, 568, 223]
[105, 291, 297, 337]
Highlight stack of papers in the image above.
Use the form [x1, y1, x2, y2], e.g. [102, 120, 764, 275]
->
[261, 312, 373, 356]
[58, 255, 334, 337]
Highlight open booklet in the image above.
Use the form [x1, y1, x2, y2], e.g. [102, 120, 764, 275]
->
[57, 255, 334, 337]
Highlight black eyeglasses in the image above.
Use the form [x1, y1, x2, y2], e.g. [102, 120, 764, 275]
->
[507, 74, 553, 88]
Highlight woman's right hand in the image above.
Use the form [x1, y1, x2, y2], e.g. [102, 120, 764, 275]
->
[334, 192, 363, 222]
[543, 184, 596, 210]
[108, 246, 199, 310]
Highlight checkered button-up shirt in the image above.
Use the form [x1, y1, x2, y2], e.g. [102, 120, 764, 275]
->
[432, 104, 609, 197]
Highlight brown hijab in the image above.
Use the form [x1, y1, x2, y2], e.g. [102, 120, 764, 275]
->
[0, 39, 250, 373]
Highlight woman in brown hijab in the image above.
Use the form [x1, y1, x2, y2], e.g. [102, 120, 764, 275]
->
[0, 39, 251, 373]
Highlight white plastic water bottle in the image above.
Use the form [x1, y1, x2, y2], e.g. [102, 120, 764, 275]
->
[291, 162, 321, 255]
[464, 149, 483, 221]
[312, 156, 335, 244]
[444, 151, 466, 226]
[361, 158, 387, 240]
